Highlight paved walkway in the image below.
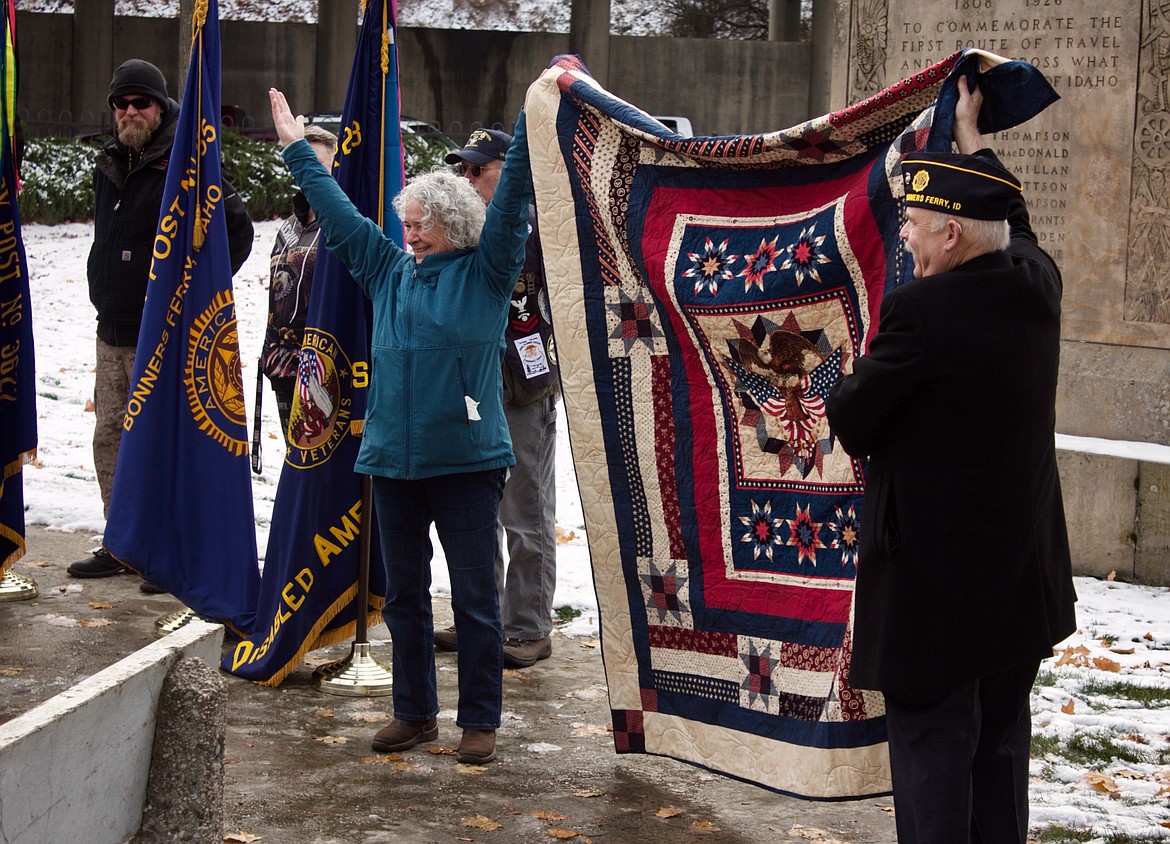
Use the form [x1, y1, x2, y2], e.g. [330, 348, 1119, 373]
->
[3, 525, 899, 843]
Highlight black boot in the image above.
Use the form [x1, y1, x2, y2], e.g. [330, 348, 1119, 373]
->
[66, 548, 127, 578]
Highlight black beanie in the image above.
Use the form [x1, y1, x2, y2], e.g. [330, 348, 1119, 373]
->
[108, 59, 168, 110]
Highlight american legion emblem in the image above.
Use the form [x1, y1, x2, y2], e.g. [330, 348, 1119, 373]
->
[185, 289, 248, 456]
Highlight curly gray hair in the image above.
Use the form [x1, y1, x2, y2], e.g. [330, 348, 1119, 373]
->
[392, 168, 485, 251]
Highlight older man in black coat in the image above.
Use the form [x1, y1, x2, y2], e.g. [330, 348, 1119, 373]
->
[826, 78, 1076, 843]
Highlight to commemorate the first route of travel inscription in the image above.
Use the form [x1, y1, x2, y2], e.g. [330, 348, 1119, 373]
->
[833, 0, 1170, 442]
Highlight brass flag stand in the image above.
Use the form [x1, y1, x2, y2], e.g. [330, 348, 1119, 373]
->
[154, 607, 197, 637]
[313, 475, 393, 696]
[0, 570, 38, 601]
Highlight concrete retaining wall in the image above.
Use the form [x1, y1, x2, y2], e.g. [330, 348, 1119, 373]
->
[0, 620, 224, 844]
[15, 13, 813, 141]
[1057, 436, 1170, 585]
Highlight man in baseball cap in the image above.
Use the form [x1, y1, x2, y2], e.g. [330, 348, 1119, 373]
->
[445, 128, 511, 203]
[434, 124, 561, 671]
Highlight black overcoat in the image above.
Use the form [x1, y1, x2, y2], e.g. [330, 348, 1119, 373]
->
[825, 155, 1076, 696]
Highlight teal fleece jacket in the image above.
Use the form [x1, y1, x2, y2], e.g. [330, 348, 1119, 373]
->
[282, 113, 534, 479]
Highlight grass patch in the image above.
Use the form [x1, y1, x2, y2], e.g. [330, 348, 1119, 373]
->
[1033, 826, 1096, 843]
[1032, 731, 1156, 767]
[1062, 732, 1151, 766]
[1079, 678, 1170, 707]
[554, 605, 582, 624]
[1031, 732, 1063, 758]
[1033, 668, 1058, 690]
[1034, 827, 1168, 844]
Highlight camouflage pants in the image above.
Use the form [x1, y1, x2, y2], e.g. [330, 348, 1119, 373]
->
[93, 338, 136, 519]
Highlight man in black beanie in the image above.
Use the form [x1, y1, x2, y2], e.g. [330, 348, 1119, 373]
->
[826, 77, 1075, 842]
[69, 59, 254, 582]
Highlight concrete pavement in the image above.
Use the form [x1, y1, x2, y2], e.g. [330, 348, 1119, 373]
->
[2, 525, 899, 843]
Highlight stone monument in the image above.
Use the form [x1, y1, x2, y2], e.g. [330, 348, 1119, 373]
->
[831, 0, 1170, 445]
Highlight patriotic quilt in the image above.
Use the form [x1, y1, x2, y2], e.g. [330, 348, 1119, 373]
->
[524, 50, 1057, 797]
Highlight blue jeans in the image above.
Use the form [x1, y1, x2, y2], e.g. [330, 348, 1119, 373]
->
[372, 469, 506, 731]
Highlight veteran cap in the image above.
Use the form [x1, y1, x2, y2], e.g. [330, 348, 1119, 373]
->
[900, 152, 1021, 221]
[445, 128, 512, 165]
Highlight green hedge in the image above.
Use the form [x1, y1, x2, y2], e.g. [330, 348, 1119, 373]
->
[17, 129, 455, 225]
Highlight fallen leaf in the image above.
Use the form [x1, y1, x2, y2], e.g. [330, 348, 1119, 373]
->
[455, 762, 487, 774]
[349, 711, 385, 723]
[393, 761, 422, 773]
[788, 825, 830, 839]
[574, 789, 605, 798]
[876, 803, 895, 815]
[88, 602, 113, 610]
[1085, 772, 1119, 794]
[1054, 645, 1091, 667]
[691, 820, 720, 833]
[548, 830, 581, 840]
[315, 708, 335, 718]
[1106, 570, 1117, 581]
[655, 807, 683, 818]
[555, 527, 577, 544]
[79, 618, 114, 628]
[1109, 646, 1136, 655]
[364, 754, 403, 764]
[223, 833, 262, 843]
[1144, 632, 1155, 641]
[84, 399, 94, 412]
[428, 745, 457, 755]
[571, 724, 611, 737]
[461, 815, 501, 831]
[533, 810, 568, 822]
[314, 735, 347, 745]
[1061, 700, 1075, 715]
[0, 667, 23, 677]
[1092, 656, 1122, 673]
[267, 432, 278, 439]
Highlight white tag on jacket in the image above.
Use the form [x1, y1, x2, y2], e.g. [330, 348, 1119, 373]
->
[465, 396, 481, 421]
[513, 333, 551, 378]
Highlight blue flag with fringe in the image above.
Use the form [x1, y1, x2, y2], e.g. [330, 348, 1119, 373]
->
[223, 0, 402, 684]
[0, 0, 35, 575]
[103, 0, 260, 633]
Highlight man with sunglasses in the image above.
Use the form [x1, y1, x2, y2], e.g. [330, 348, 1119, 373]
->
[69, 59, 254, 582]
[435, 128, 560, 669]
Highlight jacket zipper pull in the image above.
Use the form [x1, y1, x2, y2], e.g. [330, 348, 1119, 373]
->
[113, 200, 121, 211]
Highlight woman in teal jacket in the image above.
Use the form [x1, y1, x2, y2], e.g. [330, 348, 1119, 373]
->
[270, 89, 532, 765]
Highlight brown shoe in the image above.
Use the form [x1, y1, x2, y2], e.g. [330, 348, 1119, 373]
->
[456, 729, 496, 764]
[433, 625, 458, 652]
[371, 718, 438, 753]
[503, 636, 552, 668]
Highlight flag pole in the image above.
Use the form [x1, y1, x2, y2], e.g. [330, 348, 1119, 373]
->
[147, 0, 209, 639]
[312, 0, 396, 697]
[313, 474, 393, 695]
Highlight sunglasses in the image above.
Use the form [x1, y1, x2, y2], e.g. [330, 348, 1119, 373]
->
[111, 96, 156, 111]
[455, 162, 491, 178]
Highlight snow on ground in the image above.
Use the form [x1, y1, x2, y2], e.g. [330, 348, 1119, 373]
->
[19, 219, 1170, 838]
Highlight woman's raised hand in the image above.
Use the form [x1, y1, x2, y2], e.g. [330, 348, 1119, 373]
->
[269, 87, 305, 149]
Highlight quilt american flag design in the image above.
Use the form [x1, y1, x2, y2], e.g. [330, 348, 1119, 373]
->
[525, 50, 1057, 798]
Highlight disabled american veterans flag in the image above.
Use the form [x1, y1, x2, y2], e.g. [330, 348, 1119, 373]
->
[224, 0, 401, 684]
[102, 0, 260, 633]
[524, 50, 1057, 797]
[0, 0, 35, 573]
